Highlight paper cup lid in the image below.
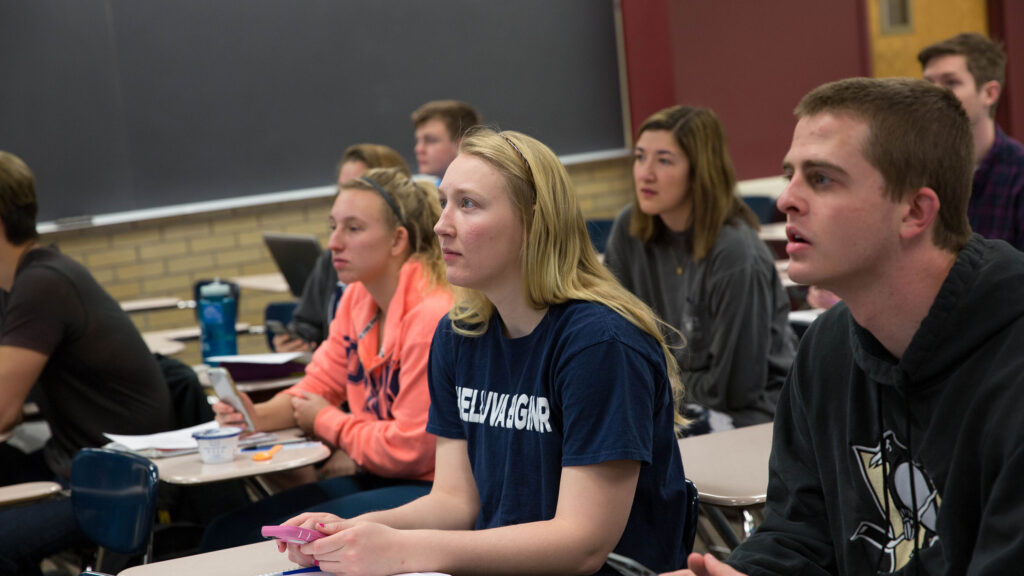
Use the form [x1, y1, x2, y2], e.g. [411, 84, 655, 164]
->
[193, 426, 242, 439]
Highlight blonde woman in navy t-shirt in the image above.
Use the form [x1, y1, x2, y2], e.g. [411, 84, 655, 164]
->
[276, 128, 690, 575]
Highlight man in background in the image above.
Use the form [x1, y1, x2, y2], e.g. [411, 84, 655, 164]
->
[0, 151, 174, 575]
[410, 99, 480, 182]
[920, 32, 1024, 250]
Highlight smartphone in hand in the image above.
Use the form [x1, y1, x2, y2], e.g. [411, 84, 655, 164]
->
[209, 367, 256, 431]
[261, 525, 326, 544]
[266, 319, 298, 339]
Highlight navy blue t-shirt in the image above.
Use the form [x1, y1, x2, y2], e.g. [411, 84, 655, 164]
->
[427, 300, 688, 574]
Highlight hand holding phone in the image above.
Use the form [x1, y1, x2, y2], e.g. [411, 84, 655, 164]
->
[209, 367, 256, 431]
[266, 319, 298, 339]
[261, 525, 326, 544]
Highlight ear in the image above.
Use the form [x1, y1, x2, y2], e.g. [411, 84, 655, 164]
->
[979, 80, 1001, 110]
[900, 187, 940, 241]
[390, 225, 410, 256]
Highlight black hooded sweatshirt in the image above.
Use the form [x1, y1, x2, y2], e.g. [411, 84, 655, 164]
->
[729, 235, 1024, 575]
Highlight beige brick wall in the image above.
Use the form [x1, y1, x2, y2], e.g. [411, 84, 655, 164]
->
[39, 158, 633, 366]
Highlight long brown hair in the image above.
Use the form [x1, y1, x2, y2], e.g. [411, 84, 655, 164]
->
[630, 106, 758, 260]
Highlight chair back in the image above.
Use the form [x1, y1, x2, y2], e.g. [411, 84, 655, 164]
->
[585, 219, 614, 254]
[741, 196, 782, 224]
[71, 448, 159, 558]
[683, 478, 700, 555]
[265, 301, 299, 350]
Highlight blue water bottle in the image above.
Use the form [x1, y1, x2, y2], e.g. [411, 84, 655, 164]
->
[199, 279, 237, 362]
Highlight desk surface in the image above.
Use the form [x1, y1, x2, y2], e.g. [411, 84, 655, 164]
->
[0, 481, 62, 507]
[759, 222, 786, 242]
[121, 297, 186, 313]
[119, 539, 449, 576]
[120, 540, 295, 576]
[678, 422, 773, 507]
[141, 322, 252, 356]
[155, 428, 329, 485]
[232, 273, 291, 294]
[194, 363, 303, 395]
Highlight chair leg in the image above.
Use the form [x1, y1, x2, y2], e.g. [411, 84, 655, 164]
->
[702, 505, 742, 550]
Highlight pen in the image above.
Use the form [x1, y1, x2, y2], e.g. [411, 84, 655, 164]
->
[258, 566, 323, 576]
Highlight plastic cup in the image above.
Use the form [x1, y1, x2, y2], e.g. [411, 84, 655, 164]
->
[192, 427, 242, 464]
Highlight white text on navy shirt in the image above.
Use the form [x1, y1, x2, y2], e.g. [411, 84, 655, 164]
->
[456, 386, 552, 432]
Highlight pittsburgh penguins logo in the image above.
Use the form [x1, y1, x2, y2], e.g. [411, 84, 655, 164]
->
[850, 430, 940, 572]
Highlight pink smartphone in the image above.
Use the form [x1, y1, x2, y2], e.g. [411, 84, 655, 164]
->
[260, 525, 326, 544]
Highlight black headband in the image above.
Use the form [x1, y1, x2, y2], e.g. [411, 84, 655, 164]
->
[360, 177, 407, 227]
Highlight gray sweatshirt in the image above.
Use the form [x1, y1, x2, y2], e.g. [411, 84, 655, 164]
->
[605, 205, 796, 427]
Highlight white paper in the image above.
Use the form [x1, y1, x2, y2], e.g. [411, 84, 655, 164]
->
[788, 308, 825, 325]
[103, 420, 219, 450]
[205, 352, 306, 365]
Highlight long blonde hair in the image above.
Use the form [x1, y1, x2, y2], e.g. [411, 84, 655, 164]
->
[449, 128, 684, 406]
[340, 167, 447, 290]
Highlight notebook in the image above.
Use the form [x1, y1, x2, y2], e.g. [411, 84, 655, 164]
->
[262, 232, 324, 297]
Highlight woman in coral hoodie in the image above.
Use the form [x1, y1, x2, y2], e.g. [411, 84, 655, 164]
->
[203, 167, 452, 551]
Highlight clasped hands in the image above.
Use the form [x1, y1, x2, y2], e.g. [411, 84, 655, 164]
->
[277, 512, 409, 576]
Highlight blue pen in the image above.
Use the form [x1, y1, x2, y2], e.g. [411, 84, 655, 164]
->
[258, 566, 323, 576]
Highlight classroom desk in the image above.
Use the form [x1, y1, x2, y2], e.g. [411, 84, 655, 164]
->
[120, 297, 187, 313]
[119, 540, 295, 576]
[758, 222, 786, 243]
[679, 423, 773, 552]
[194, 363, 303, 397]
[141, 323, 252, 356]
[0, 481, 62, 508]
[118, 539, 449, 576]
[154, 428, 329, 485]
[232, 273, 291, 294]
[678, 422, 773, 508]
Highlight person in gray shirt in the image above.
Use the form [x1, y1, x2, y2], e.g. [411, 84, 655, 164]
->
[605, 106, 796, 431]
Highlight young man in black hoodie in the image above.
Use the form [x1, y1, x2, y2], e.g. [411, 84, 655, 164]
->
[672, 78, 1024, 575]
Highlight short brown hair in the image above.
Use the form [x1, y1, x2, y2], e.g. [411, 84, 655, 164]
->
[339, 143, 411, 178]
[918, 32, 1006, 116]
[795, 77, 972, 252]
[0, 151, 39, 245]
[410, 100, 481, 141]
[630, 106, 758, 261]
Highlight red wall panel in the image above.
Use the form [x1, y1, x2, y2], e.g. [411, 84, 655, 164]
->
[989, 0, 1024, 140]
[666, 0, 870, 179]
[620, 0, 677, 141]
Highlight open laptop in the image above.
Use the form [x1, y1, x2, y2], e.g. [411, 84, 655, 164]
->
[262, 232, 324, 297]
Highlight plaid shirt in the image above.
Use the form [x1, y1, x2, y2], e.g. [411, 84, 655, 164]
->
[970, 126, 1024, 250]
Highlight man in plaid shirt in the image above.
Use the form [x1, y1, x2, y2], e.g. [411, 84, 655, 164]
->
[920, 33, 1024, 251]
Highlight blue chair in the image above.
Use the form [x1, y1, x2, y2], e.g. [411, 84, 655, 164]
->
[264, 301, 299, 350]
[683, 478, 700, 555]
[741, 196, 781, 224]
[586, 219, 614, 254]
[71, 448, 159, 570]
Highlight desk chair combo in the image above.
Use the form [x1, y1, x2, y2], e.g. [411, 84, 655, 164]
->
[678, 423, 773, 559]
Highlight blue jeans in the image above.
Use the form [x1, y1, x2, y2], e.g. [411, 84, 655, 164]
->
[199, 474, 430, 552]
